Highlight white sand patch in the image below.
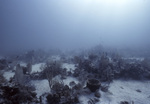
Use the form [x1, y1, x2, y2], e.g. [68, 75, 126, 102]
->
[30, 75, 78, 98]
[100, 80, 150, 104]
[63, 76, 79, 86]
[50, 55, 61, 61]
[12, 62, 27, 71]
[79, 80, 150, 104]
[52, 75, 79, 87]
[62, 63, 76, 73]
[31, 63, 45, 74]
[30, 79, 50, 98]
[79, 95, 91, 104]
[20, 62, 27, 67]
[3, 71, 15, 81]
[123, 57, 144, 61]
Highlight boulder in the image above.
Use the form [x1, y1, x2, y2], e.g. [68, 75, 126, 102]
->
[87, 78, 101, 92]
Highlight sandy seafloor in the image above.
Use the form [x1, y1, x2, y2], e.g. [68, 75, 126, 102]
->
[3, 62, 150, 104]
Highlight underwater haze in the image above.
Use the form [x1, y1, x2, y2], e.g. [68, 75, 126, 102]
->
[1, 1, 150, 103]
[1, 0, 150, 53]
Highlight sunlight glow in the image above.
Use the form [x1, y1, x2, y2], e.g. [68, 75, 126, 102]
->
[101, 0, 128, 4]
[85, 0, 128, 6]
